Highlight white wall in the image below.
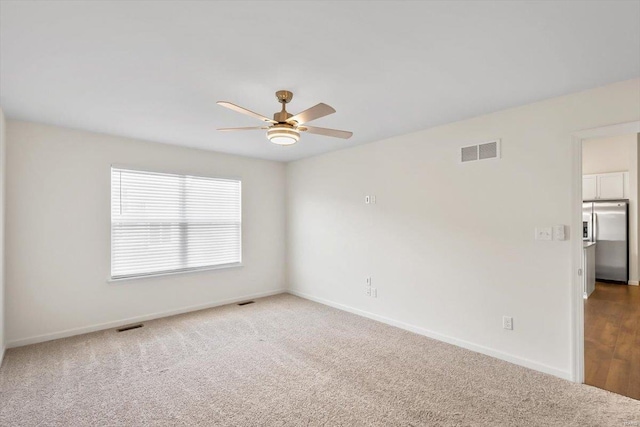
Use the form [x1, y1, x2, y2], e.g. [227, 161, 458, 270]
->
[0, 108, 6, 363]
[5, 121, 286, 346]
[286, 78, 640, 380]
[582, 134, 634, 174]
[582, 134, 639, 284]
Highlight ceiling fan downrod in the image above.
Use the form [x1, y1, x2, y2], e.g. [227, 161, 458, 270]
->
[274, 90, 293, 123]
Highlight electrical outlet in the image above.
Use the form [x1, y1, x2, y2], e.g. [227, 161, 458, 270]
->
[365, 195, 371, 204]
[503, 316, 513, 330]
[371, 288, 377, 298]
[366, 277, 371, 286]
[366, 287, 371, 296]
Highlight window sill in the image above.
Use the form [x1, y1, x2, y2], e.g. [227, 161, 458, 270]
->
[108, 262, 243, 283]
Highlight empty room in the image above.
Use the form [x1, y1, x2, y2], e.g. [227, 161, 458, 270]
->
[0, 1, 639, 426]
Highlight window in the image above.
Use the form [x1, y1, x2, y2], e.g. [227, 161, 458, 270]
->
[111, 167, 241, 279]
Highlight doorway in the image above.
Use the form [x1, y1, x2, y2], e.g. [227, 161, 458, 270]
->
[584, 283, 639, 397]
[572, 122, 640, 400]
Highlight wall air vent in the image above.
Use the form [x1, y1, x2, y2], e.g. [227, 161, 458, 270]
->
[460, 139, 501, 163]
[461, 145, 478, 162]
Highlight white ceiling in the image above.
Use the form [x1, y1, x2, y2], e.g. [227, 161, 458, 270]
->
[1, 1, 639, 162]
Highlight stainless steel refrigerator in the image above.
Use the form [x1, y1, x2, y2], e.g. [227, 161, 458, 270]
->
[582, 200, 629, 283]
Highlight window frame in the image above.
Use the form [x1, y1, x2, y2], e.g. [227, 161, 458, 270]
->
[109, 166, 243, 281]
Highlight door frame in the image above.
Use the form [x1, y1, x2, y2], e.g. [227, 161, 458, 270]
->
[570, 120, 640, 383]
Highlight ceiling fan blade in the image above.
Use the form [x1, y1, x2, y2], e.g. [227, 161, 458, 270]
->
[287, 103, 336, 125]
[217, 101, 277, 123]
[300, 125, 353, 139]
[217, 126, 269, 131]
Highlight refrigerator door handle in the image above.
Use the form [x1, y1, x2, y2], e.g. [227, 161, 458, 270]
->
[593, 212, 597, 243]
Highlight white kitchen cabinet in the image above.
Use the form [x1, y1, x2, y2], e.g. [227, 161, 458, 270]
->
[598, 173, 626, 199]
[582, 176, 597, 200]
[583, 172, 629, 200]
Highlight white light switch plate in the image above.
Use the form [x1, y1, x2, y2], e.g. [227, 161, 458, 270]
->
[553, 225, 565, 241]
[535, 227, 552, 241]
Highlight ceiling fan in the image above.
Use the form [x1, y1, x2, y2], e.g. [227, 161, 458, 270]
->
[217, 90, 353, 146]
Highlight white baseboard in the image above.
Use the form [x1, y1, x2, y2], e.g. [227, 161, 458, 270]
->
[628, 280, 639, 286]
[288, 289, 572, 381]
[0, 346, 5, 367]
[7, 288, 286, 349]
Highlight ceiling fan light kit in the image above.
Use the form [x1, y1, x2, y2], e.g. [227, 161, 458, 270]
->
[267, 125, 300, 145]
[217, 90, 352, 146]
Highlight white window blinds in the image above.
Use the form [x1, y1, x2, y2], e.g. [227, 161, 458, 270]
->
[111, 167, 241, 279]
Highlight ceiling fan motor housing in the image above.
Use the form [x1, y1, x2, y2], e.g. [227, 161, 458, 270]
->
[273, 110, 293, 122]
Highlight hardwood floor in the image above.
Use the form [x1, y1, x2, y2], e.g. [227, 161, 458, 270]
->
[585, 282, 640, 400]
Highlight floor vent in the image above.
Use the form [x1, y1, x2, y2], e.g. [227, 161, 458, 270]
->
[117, 324, 143, 332]
[237, 301, 255, 306]
[460, 139, 501, 163]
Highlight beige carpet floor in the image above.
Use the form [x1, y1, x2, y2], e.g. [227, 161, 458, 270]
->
[1, 294, 638, 426]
